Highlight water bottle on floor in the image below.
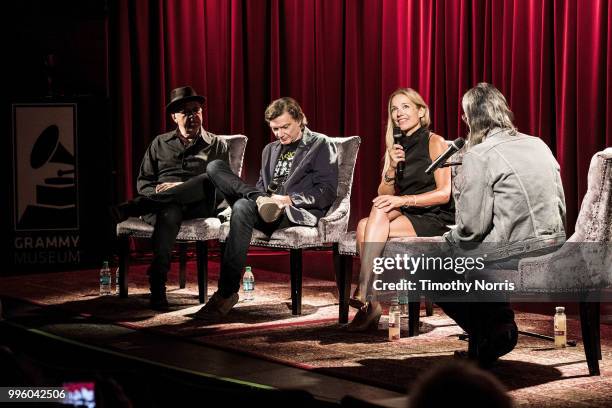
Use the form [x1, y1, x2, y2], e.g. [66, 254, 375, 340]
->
[388, 300, 401, 341]
[242, 266, 255, 301]
[554, 306, 567, 348]
[99, 261, 111, 296]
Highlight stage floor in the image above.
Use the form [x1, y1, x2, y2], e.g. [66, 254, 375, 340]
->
[1, 297, 406, 406]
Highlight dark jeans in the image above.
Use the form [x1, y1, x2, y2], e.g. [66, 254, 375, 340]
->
[206, 160, 292, 297]
[129, 173, 219, 291]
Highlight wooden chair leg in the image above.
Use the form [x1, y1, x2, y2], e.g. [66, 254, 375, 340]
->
[594, 301, 602, 360]
[118, 235, 130, 298]
[178, 243, 187, 289]
[579, 301, 600, 376]
[196, 241, 208, 304]
[290, 248, 303, 315]
[425, 300, 434, 316]
[408, 301, 420, 337]
[333, 244, 353, 324]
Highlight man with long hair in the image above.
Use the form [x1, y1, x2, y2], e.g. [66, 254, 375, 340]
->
[440, 83, 566, 366]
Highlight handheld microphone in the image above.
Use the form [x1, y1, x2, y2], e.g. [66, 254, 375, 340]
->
[425, 138, 465, 175]
[392, 127, 404, 180]
[266, 180, 279, 195]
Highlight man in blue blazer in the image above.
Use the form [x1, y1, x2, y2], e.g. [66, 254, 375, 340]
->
[195, 97, 338, 316]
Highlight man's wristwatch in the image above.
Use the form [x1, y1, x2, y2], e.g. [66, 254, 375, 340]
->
[384, 174, 396, 183]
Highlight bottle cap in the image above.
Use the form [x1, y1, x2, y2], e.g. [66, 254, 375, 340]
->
[245, 266, 251, 272]
[103, 261, 109, 268]
[556, 306, 565, 313]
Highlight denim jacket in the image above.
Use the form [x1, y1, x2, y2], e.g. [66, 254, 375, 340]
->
[445, 128, 566, 260]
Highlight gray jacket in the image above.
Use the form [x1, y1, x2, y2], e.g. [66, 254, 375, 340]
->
[445, 128, 566, 259]
[256, 127, 338, 226]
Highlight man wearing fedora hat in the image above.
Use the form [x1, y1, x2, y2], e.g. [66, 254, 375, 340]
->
[111, 86, 230, 310]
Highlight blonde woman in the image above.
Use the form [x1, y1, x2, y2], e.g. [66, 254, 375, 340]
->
[348, 88, 454, 331]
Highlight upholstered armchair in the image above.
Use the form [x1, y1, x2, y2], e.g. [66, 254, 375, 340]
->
[116, 135, 247, 303]
[218, 136, 361, 316]
[461, 148, 610, 375]
[515, 148, 612, 375]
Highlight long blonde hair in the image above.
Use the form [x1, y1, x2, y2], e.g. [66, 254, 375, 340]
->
[382, 88, 431, 175]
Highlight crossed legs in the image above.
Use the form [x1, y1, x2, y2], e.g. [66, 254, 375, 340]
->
[354, 207, 416, 301]
[194, 160, 293, 317]
[348, 206, 416, 331]
[113, 173, 218, 308]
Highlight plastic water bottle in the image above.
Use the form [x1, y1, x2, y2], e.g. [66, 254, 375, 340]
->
[242, 266, 255, 301]
[554, 306, 567, 348]
[388, 301, 401, 341]
[99, 261, 111, 296]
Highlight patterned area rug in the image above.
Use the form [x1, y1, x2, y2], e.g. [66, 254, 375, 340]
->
[1, 263, 612, 407]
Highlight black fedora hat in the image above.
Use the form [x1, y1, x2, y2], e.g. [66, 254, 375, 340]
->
[166, 86, 206, 113]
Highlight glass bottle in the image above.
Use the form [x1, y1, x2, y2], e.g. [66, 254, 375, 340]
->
[554, 306, 567, 348]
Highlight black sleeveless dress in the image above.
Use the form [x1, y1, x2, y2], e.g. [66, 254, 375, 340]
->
[395, 127, 455, 236]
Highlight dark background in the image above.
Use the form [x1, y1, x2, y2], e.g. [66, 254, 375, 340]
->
[5, 0, 112, 272]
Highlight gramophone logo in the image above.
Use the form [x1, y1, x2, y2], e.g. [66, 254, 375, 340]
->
[13, 104, 78, 231]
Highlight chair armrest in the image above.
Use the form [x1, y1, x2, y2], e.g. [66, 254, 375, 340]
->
[518, 243, 611, 292]
[318, 200, 350, 243]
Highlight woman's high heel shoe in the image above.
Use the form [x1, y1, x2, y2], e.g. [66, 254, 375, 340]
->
[347, 302, 382, 332]
[349, 297, 365, 309]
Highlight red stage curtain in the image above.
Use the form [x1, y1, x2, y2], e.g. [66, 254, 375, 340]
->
[110, 0, 612, 231]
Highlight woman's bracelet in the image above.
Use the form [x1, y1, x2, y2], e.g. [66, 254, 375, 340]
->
[383, 174, 395, 184]
[405, 195, 418, 206]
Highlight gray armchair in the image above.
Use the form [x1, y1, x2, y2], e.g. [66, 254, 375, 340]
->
[515, 148, 612, 375]
[218, 136, 361, 317]
[116, 135, 247, 303]
[460, 148, 610, 375]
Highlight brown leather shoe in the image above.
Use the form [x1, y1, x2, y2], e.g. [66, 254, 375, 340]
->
[347, 301, 382, 332]
[193, 291, 239, 318]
